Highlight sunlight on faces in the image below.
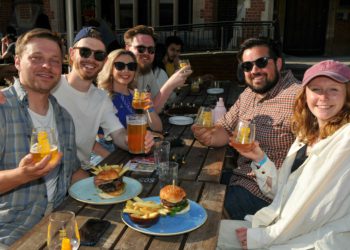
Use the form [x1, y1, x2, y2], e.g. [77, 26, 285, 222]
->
[71, 37, 106, 81]
[16, 38, 62, 94]
[306, 76, 347, 128]
[113, 54, 136, 87]
[242, 46, 281, 94]
[129, 34, 155, 74]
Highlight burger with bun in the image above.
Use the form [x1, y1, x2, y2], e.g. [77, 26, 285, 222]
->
[93, 167, 127, 198]
[159, 185, 190, 215]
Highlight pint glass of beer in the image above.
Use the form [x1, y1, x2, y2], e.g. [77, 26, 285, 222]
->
[30, 127, 58, 163]
[127, 114, 147, 154]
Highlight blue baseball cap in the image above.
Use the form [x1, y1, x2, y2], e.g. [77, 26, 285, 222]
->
[73, 26, 103, 45]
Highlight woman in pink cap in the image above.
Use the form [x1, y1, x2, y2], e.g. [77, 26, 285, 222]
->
[218, 60, 350, 249]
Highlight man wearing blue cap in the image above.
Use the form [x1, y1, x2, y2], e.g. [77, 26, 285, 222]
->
[51, 27, 154, 166]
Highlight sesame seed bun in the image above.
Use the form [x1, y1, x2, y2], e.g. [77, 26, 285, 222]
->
[159, 185, 186, 203]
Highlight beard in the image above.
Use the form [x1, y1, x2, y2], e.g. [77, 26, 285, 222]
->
[72, 59, 101, 81]
[246, 67, 280, 94]
[138, 61, 152, 75]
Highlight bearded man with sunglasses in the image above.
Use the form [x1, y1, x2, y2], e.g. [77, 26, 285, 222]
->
[192, 37, 301, 220]
[124, 25, 192, 113]
[51, 27, 154, 166]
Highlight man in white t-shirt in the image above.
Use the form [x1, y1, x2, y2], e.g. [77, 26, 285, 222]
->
[52, 27, 154, 165]
[124, 25, 192, 113]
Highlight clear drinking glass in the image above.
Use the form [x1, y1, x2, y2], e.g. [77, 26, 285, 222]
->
[179, 59, 191, 72]
[195, 107, 214, 129]
[158, 161, 178, 188]
[154, 140, 171, 173]
[30, 127, 58, 164]
[47, 211, 80, 250]
[230, 120, 256, 151]
[127, 114, 147, 154]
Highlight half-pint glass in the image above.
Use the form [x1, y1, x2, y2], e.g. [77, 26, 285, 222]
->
[127, 114, 147, 154]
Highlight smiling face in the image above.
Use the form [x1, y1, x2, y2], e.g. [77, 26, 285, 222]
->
[70, 37, 106, 81]
[112, 54, 137, 92]
[15, 37, 62, 94]
[127, 34, 155, 74]
[242, 46, 282, 95]
[306, 76, 347, 128]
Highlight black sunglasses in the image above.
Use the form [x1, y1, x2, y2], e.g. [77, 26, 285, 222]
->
[73, 47, 107, 61]
[134, 45, 155, 55]
[114, 61, 137, 71]
[240, 57, 271, 72]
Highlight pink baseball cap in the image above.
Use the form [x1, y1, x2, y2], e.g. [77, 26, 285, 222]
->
[302, 60, 350, 86]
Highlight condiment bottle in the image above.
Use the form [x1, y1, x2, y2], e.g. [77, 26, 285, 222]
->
[213, 97, 227, 122]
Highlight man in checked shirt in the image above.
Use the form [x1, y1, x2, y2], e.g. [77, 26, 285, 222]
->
[192, 37, 301, 220]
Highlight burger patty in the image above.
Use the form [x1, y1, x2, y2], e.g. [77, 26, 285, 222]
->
[97, 177, 123, 193]
[161, 197, 187, 208]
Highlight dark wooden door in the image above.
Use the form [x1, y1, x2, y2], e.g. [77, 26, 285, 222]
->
[283, 0, 329, 55]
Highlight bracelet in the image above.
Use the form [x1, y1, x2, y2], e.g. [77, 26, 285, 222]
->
[255, 153, 268, 168]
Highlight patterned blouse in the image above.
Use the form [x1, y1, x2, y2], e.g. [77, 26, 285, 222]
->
[218, 70, 302, 203]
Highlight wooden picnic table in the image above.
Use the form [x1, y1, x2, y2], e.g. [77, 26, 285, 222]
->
[11, 80, 244, 250]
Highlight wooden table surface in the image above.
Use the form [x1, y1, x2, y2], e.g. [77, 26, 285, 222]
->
[11, 80, 244, 250]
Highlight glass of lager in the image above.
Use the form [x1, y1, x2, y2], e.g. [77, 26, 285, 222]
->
[30, 127, 58, 163]
[127, 114, 147, 154]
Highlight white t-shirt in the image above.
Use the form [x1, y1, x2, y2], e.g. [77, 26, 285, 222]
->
[52, 75, 123, 164]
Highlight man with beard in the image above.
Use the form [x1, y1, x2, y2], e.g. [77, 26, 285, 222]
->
[124, 25, 192, 113]
[192, 37, 301, 220]
[0, 28, 88, 246]
[163, 36, 183, 77]
[51, 27, 154, 166]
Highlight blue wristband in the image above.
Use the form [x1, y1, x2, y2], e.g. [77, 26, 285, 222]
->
[255, 153, 268, 168]
[147, 107, 155, 113]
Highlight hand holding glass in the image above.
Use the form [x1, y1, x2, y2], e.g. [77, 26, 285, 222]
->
[47, 211, 80, 250]
[195, 107, 214, 129]
[30, 127, 58, 163]
[132, 89, 148, 110]
[230, 121, 256, 151]
[179, 59, 191, 72]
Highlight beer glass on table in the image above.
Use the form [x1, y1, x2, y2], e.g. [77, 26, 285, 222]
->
[47, 211, 80, 250]
[30, 127, 58, 163]
[230, 120, 256, 151]
[127, 114, 147, 154]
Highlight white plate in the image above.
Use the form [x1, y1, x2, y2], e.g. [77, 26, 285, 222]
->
[207, 88, 224, 94]
[169, 116, 194, 126]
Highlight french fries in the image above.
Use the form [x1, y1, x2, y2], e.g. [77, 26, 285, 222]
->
[90, 164, 128, 176]
[123, 197, 169, 219]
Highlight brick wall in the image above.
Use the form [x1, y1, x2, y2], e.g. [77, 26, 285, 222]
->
[244, 0, 265, 21]
[184, 52, 238, 82]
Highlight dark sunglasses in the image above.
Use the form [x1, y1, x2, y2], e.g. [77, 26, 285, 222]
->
[134, 45, 155, 54]
[114, 61, 137, 71]
[240, 57, 271, 72]
[73, 47, 107, 61]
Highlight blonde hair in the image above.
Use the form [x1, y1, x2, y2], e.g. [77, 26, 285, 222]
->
[292, 82, 350, 144]
[97, 49, 138, 96]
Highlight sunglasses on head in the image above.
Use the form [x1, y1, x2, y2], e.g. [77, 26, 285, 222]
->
[240, 57, 271, 72]
[134, 45, 155, 54]
[73, 47, 107, 61]
[114, 61, 137, 71]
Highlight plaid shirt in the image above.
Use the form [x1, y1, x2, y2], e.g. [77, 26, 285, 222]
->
[0, 80, 80, 246]
[218, 70, 301, 203]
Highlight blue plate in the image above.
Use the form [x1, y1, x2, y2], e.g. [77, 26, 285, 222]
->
[68, 176, 142, 205]
[121, 196, 207, 236]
